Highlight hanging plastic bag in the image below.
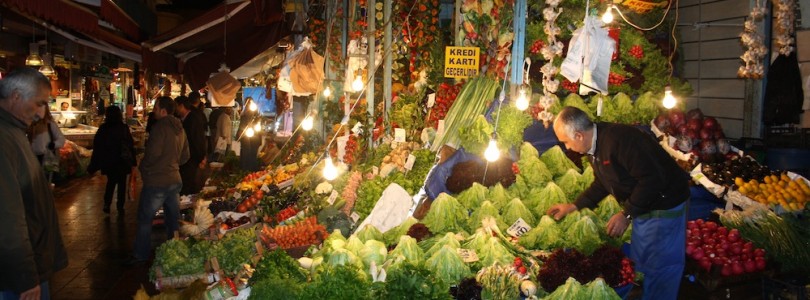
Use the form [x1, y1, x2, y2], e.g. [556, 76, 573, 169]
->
[206, 71, 241, 107]
[290, 44, 325, 94]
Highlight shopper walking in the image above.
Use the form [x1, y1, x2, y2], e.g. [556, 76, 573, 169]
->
[87, 106, 137, 214]
[0, 67, 68, 299]
[176, 96, 207, 195]
[547, 106, 690, 300]
[28, 108, 65, 181]
[127, 96, 189, 265]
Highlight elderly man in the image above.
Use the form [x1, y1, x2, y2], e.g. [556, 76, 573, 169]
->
[547, 106, 690, 300]
[0, 67, 68, 299]
[128, 96, 189, 265]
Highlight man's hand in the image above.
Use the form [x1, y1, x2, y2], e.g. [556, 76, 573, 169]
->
[606, 212, 631, 238]
[20, 284, 41, 300]
[546, 203, 578, 221]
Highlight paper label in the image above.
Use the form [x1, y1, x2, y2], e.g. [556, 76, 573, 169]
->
[261, 184, 270, 193]
[437, 120, 445, 137]
[233, 191, 242, 199]
[427, 93, 436, 108]
[372, 166, 380, 176]
[394, 128, 406, 143]
[507, 218, 532, 237]
[597, 98, 603, 117]
[457, 248, 480, 263]
[404, 154, 416, 171]
[350, 212, 361, 223]
[328, 190, 339, 205]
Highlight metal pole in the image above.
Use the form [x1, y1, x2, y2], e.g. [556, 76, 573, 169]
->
[367, 0, 376, 149]
[384, 0, 392, 136]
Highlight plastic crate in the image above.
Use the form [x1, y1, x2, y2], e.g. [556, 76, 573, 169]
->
[763, 275, 810, 300]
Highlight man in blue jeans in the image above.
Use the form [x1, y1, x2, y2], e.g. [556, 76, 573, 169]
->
[128, 96, 189, 265]
[548, 106, 690, 300]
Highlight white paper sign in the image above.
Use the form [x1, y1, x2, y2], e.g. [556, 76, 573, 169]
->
[436, 120, 445, 137]
[404, 154, 416, 171]
[457, 248, 480, 263]
[350, 212, 361, 224]
[507, 218, 532, 237]
[596, 97, 603, 117]
[372, 166, 380, 176]
[327, 190, 339, 205]
[394, 128, 407, 143]
[233, 191, 242, 199]
[427, 93, 436, 108]
[261, 184, 270, 193]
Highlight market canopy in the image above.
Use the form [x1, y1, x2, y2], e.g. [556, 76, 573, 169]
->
[141, 0, 289, 90]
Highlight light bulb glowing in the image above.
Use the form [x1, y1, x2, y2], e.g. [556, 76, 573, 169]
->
[662, 87, 677, 109]
[352, 75, 364, 92]
[248, 102, 258, 112]
[323, 86, 332, 98]
[602, 5, 614, 24]
[322, 156, 338, 180]
[254, 123, 262, 132]
[245, 127, 255, 137]
[484, 139, 500, 162]
[515, 89, 529, 111]
[301, 115, 314, 131]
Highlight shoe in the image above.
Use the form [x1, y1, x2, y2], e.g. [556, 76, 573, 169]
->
[103, 205, 110, 214]
[123, 256, 147, 266]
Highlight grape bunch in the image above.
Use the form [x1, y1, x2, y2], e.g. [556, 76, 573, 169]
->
[530, 40, 545, 54]
[629, 45, 644, 59]
[608, 73, 626, 86]
[562, 79, 579, 93]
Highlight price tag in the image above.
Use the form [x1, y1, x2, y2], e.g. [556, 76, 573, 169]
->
[372, 166, 380, 176]
[233, 191, 242, 199]
[596, 98, 603, 117]
[394, 128, 406, 143]
[404, 154, 416, 171]
[436, 120, 445, 137]
[261, 184, 270, 193]
[350, 212, 361, 224]
[327, 190, 339, 205]
[457, 248, 479, 263]
[507, 218, 532, 237]
[427, 93, 436, 108]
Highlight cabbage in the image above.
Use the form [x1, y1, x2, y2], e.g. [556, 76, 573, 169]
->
[531, 182, 568, 218]
[389, 235, 424, 264]
[545, 277, 586, 300]
[422, 232, 462, 257]
[355, 224, 383, 243]
[328, 248, 363, 269]
[488, 183, 512, 209]
[541, 146, 580, 178]
[555, 169, 584, 201]
[517, 155, 553, 188]
[585, 278, 621, 300]
[469, 201, 505, 231]
[359, 240, 388, 268]
[477, 238, 515, 268]
[595, 196, 622, 224]
[425, 245, 471, 285]
[383, 217, 419, 246]
[565, 216, 603, 256]
[345, 236, 366, 256]
[518, 215, 562, 250]
[422, 193, 469, 235]
[457, 182, 488, 211]
[501, 198, 536, 226]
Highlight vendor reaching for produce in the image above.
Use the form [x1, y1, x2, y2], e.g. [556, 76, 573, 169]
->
[546, 106, 690, 300]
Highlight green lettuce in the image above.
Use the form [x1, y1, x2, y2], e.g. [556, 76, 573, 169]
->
[469, 201, 506, 231]
[545, 277, 587, 300]
[595, 196, 622, 224]
[613, 92, 635, 124]
[355, 224, 383, 243]
[457, 182, 488, 211]
[517, 155, 553, 189]
[501, 198, 536, 226]
[389, 235, 424, 265]
[518, 215, 562, 250]
[383, 217, 419, 246]
[488, 183, 512, 209]
[540, 145, 580, 178]
[555, 169, 584, 202]
[585, 278, 621, 300]
[477, 238, 515, 268]
[493, 106, 533, 150]
[531, 182, 569, 218]
[425, 245, 472, 285]
[564, 215, 603, 256]
[634, 91, 660, 125]
[458, 115, 493, 155]
[580, 165, 594, 190]
[422, 193, 469, 235]
[359, 240, 388, 268]
[422, 232, 462, 257]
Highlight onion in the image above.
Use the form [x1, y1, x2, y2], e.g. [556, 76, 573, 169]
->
[669, 109, 686, 128]
[687, 108, 705, 120]
[703, 116, 719, 131]
[654, 114, 671, 133]
[687, 118, 703, 132]
[699, 128, 713, 141]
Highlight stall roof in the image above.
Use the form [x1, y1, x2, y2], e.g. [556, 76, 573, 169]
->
[141, 0, 289, 90]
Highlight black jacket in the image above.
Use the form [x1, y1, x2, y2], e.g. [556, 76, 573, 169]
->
[574, 123, 690, 217]
[183, 108, 208, 165]
[88, 121, 136, 176]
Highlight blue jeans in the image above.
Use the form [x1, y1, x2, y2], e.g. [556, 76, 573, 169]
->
[0, 281, 50, 300]
[629, 202, 686, 300]
[133, 183, 182, 260]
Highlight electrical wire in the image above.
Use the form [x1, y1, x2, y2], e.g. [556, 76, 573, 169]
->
[667, 0, 679, 83]
[614, 1, 673, 31]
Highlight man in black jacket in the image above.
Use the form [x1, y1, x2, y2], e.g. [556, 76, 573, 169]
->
[547, 106, 689, 300]
[176, 96, 208, 195]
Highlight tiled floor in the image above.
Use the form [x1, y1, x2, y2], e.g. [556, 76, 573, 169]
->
[51, 174, 157, 300]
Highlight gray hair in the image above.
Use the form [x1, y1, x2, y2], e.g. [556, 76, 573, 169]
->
[555, 106, 594, 139]
[0, 67, 51, 102]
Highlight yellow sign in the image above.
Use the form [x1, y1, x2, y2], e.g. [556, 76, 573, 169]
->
[444, 47, 480, 78]
[619, 0, 669, 14]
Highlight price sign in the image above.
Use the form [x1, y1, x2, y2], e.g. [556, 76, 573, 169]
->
[457, 248, 480, 263]
[261, 184, 270, 193]
[233, 191, 242, 199]
[507, 218, 532, 237]
[350, 212, 361, 224]
[394, 128, 407, 143]
[372, 166, 380, 176]
[327, 190, 339, 205]
[427, 93, 436, 108]
[437, 120, 445, 137]
[404, 154, 416, 171]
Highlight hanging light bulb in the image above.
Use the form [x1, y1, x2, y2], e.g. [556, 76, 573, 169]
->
[248, 101, 258, 112]
[602, 5, 615, 24]
[662, 86, 677, 109]
[301, 114, 314, 131]
[484, 138, 500, 162]
[352, 75, 364, 92]
[39, 64, 55, 76]
[515, 88, 529, 111]
[26, 43, 43, 66]
[253, 122, 262, 132]
[323, 86, 332, 98]
[245, 127, 255, 137]
[322, 155, 338, 180]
